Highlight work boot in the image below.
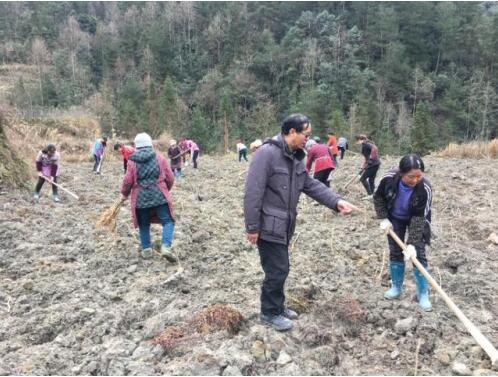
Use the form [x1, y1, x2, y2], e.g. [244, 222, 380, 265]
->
[384, 261, 405, 299]
[141, 247, 154, 259]
[259, 313, 293, 331]
[413, 267, 432, 311]
[282, 308, 298, 320]
[33, 192, 40, 202]
[53, 194, 60, 202]
[160, 245, 178, 263]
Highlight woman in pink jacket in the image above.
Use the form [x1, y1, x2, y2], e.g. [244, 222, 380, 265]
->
[120, 133, 177, 262]
[33, 144, 61, 202]
[305, 137, 336, 187]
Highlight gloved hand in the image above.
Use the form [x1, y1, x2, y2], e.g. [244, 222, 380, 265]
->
[120, 194, 128, 202]
[379, 219, 392, 232]
[38, 171, 44, 177]
[404, 244, 417, 262]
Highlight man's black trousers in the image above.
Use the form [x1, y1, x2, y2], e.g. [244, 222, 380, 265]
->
[257, 238, 289, 316]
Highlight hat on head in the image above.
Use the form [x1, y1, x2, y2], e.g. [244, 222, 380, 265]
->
[134, 132, 153, 148]
[170, 139, 177, 146]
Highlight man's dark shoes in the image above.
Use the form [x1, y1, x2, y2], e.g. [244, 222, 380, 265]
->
[282, 308, 298, 320]
[259, 313, 293, 331]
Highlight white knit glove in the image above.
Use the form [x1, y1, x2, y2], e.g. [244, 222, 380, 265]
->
[379, 219, 392, 232]
[404, 244, 417, 262]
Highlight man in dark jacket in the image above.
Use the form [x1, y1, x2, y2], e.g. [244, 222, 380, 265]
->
[244, 113, 358, 331]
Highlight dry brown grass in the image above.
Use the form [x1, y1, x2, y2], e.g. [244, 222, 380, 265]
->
[152, 325, 194, 351]
[191, 304, 245, 334]
[153, 304, 244, 352]
[333, 295, 366, 326]
[4, 114, 103, 165]
[287, 294, 313, 313]
[96, 198, 125, 231]
[435, 139, 498, 159]
[316, 295, 366, 337]
[0, 109, 30, 188]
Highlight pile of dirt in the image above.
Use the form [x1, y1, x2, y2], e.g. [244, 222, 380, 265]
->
[0, 152, 497, 375]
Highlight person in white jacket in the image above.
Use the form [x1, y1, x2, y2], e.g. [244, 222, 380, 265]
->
[236, 139, 248, 162]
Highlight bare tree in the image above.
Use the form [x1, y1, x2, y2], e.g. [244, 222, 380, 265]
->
[59, 16, 90, 90]
[29, 37, 51, 106]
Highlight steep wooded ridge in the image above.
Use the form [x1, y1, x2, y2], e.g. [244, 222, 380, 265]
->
[1, 2, 498, 154]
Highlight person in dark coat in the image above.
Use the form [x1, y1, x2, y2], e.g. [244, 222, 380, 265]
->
[374, 154, 433, 311]
[355, 134, 381, 197]
[167, 140, 184, 177]
[244, 113, 358, 331]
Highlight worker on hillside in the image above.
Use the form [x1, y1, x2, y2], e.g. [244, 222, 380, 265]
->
[355, 134, 381, 198]
[236, 139, 248, 162]
[167, 139, 184, 177]
[33, 144, 61, 202]
[121, 132, 178, 262]
[305, 136, 335, 187]
[178, 137, 200, 168]
[337, 136, 348, 160]
[374, 154, 433, 311]
[244, 113, 358, 331]
[326, 131, 339, 164]
[114, 142, 135, 173]
[92, 136, 108, 174]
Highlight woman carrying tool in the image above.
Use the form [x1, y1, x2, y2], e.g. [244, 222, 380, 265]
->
[355, 134, 381, 198]
[167, 139, 184, 177]
[373, 154, 433, 311]
[305, 137, 335, 187]
[92, 136, 107, 173]
[33, 144, 61, 202]
[121, 132, 178, 262]
[114, 142, 135, 173]
[236, 139, 248, 162]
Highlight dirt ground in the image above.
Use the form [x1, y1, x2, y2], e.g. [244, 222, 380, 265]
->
[0, 152, 497, 376]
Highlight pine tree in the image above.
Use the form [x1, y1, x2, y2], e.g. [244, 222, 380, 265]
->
[220, 90, 234, 153]
[190, 108, 213, 152]
[159, 76, 178, 133]
[410, 102, 435, 156]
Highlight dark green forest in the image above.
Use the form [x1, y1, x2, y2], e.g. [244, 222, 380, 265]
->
[2, 2, 498, 154]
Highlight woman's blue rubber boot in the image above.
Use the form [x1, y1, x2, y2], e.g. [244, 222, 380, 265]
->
[384, 261, 405, 299]
[413, 267, 432, 311]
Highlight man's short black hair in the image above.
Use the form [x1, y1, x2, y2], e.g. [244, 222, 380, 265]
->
[113, 143, 121, 151]
[281, 113, 310, 135]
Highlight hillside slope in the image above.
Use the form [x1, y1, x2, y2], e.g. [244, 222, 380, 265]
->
[0, 154, 497, 375]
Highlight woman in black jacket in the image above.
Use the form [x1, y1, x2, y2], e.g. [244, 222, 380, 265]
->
[355, 134, 381, 197]
[374, 154, 433, 311]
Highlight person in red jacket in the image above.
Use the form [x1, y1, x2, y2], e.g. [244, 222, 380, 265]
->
[326, 131, 339, 164]
[306, 137, 335, 187]
[114, 143, 136, 173]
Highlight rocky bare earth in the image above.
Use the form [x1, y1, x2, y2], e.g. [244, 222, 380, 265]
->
[0, 153, 497, 375]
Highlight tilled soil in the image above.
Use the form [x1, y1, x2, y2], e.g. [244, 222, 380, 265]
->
[0, 153, 497, 375]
